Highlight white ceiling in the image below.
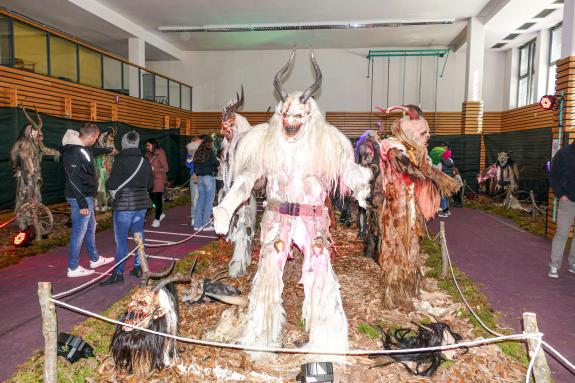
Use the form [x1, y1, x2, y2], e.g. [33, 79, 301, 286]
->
[0, 0, 565, 57]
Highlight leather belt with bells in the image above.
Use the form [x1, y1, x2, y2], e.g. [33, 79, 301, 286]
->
[267, 201, 323, 217]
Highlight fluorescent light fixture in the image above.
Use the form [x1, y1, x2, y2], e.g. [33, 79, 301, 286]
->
[158, 19, 454, 33]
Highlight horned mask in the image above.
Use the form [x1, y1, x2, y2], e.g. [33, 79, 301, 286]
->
[273, 49, 323, 143]
[221, 86, 244, 142]
[376, 105, 430, 147]
[21, 106, 44, 145]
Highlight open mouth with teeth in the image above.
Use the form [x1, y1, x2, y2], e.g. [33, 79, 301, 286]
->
[284, 124, 302, 138]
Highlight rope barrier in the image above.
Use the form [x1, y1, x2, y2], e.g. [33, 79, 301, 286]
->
[53, 220, 213, 299]
[525, 337, 544, 383]
[541, 340, 575, 373]
[47, 297, 538, 356]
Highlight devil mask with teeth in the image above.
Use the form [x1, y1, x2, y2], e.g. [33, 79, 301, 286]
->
[274, 49, 322, 143]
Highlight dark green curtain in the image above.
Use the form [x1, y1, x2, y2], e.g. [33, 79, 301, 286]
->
[0, 107, 191, 210]
[428, 134, 482, 191]
[484, 128, 552, 201]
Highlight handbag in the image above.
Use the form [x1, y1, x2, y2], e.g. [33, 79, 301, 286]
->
[108, 158, 144, 201]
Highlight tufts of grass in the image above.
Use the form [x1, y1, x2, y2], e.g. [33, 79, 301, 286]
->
[357, 323, 381, 339]
[423, 236, 529, 366]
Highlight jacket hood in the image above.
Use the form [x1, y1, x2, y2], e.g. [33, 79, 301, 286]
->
[62, 129, 84, 146]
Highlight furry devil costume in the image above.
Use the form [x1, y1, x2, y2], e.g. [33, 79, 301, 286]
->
[375, 105, 459, 310]
[213, 49, 372, 359]
[220, 87, 258, 277]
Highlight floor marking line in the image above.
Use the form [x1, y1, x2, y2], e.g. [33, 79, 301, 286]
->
[476, 210, 526, 233]
[144, 229, 190, 237]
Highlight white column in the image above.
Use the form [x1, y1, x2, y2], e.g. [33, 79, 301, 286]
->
[562, 0, 575, 58]
[464, 17, 485, 101]
[128, 38, 145, 98]
[534, 29, 550, 100]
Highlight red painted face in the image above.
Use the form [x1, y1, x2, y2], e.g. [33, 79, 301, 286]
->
[221, 117, 235, 141]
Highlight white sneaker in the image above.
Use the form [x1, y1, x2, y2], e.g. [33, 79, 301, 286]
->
[203, 225, 215, 231]
[152, 219, 160, 228]
[67, 265, 96, 278]
[90, 256, 114, 269]
[159, 213, 166, 222]
[548, 267, 559, 279]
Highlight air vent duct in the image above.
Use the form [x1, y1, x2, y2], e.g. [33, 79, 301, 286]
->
[518, 22, 535, 30]
[504, 33, 519, 40]
[492, 43, 506, 49]
[535, 9, 555, 18]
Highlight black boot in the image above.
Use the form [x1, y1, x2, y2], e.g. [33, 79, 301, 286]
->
[130, 266, 142, 278]
[100, 272, 124, 286]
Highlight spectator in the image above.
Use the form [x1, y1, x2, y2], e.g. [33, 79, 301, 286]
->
[100, 131, 153, 286]
[193, 137, 218, 231]
[452, 167, 464, 208]
[62, 124, 113, 277]
[215, 148, 225, 204]
[145, 138, 169, 228]
[437, 142, 454, 217]
[185, 136, 202, 226]
[548, 142, 575, 278]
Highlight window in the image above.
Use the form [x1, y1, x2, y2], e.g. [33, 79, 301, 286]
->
[78, 46, 102, 87]
[49, 35, 77, 82]
[517, 39, 536, 107]
[169, 80, 180, 108]
[155, 75, 168, 105]
[140, 69, 154, 101]
[548, 23, 562, 95]
[102, 56, 122, 93]
[13, 21, 48, 75]
[0, 16, 11, 67]
[123, 62, 137, 97]
[181, 85, 191, 110]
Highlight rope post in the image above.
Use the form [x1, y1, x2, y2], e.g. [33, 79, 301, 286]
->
[439, 221, 448, 278]
[38, 282, 57, 383]
[523, 312, 551, 383]
[462, 180, 467, 207]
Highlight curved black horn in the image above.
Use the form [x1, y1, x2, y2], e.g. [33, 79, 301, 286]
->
[274, 48, 295, 102]
[152, 274, 192, 292]
[299, 50, 322, 104]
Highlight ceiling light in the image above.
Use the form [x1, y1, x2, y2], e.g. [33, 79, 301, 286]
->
[158, 19, 455, 33]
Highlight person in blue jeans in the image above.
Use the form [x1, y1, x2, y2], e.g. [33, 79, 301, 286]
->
[186, 136, 202, 226]
[100, 131, 154, 285]
[193, 136, 218, 231]
[61, 124, 114, 277]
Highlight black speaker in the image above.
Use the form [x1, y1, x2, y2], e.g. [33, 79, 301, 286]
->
[57, 332, 94, 363]
[296, 362, 334, 382]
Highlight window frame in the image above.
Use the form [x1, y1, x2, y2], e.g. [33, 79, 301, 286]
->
[547, 22, 562, 96]
[517, 39, 536, 107]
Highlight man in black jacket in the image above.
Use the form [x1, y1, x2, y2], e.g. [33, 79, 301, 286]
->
[62, 123, 114, 277]
[100, 131, 153, 285]
[549, 142, 575, 278]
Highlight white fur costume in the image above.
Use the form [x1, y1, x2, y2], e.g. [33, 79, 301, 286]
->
[214, 69, 371, 358]
[220, 112, 258, 277]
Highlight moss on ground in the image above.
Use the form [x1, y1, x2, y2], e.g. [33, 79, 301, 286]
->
[465, 197, 546, 237]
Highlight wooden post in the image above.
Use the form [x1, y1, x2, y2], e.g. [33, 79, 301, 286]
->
[90, 102, 97, 121]
[462, 180, 467, 207]
[32, 205, 42, 243]
[64, 97, 72, 118]
[38, 282, 57, 383]
[523, 312, 551, 383]
[440, 221, 448, 278]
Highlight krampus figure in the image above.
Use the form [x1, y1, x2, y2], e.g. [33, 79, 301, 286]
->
[94, 127, 117, 212]
[375, 105, 459, 310]
[10, 106, 59, 230]
[220, 87, 258, 277]
[213, 50, 372, 358]
[110, 236, 186, 376]
[355, 130, 384, 260]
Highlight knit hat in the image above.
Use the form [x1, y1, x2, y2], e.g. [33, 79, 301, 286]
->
[121, 131, 139, 150]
